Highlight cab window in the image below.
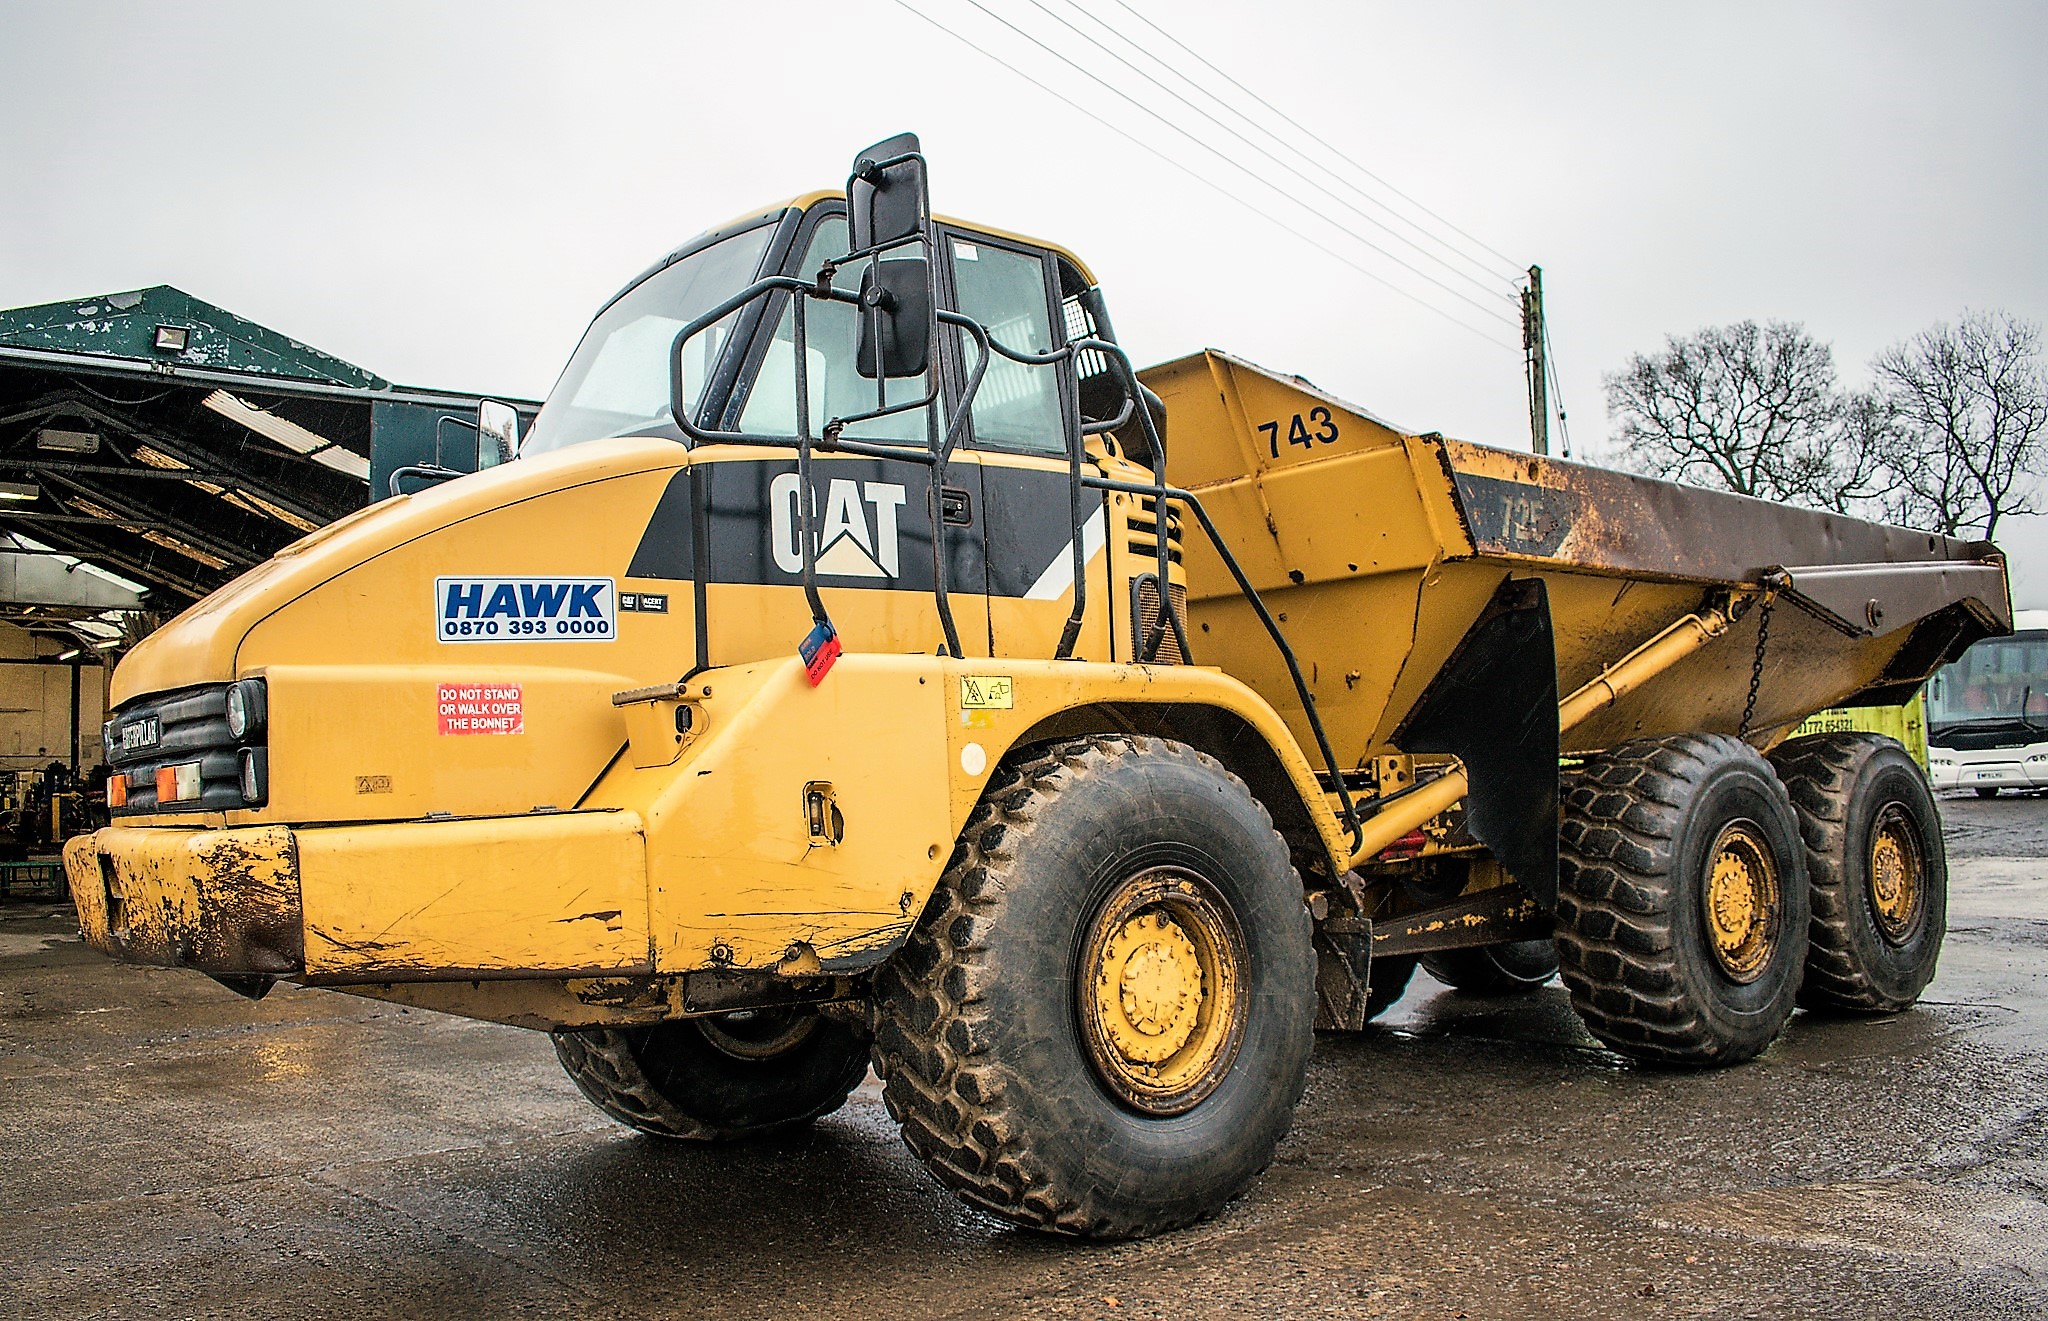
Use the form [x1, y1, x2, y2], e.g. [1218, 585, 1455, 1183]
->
[950, 237, 1067, 455]
[737, 214, 936, 444]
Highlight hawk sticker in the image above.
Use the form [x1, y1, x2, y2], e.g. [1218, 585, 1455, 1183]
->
[436, 577, 615, 642]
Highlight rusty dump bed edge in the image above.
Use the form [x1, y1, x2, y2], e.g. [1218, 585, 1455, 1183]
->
[1440, 438, 2002, 594]
[1146, 349, 2010, 767]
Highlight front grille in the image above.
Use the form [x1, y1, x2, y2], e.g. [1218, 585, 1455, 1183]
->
[1134, 579, 1190, 665]
[107, 684, 247, 815]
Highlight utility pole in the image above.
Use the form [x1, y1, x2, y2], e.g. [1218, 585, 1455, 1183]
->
[1522, 265, 1549, 456]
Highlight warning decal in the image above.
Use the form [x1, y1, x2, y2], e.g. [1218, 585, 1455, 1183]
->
[439, 683, 524, 735]
[959, 676, 1014, 709]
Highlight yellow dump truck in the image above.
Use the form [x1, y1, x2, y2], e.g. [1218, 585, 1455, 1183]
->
[69, 136, 2010, 1239]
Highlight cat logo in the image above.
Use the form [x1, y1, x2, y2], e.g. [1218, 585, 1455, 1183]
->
[770, 473, 908, 579]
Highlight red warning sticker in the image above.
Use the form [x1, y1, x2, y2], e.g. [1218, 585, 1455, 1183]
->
[438, 683, 524, 735]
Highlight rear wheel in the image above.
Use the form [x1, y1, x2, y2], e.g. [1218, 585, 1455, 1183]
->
[1364, 954, 1418, 1018]
[553, 1007, 870, 1140]
[1555, 734, 1809, 1067]
[1421, 939, 1559, 995]
[1770, 732, 1947, 1013]
[871, 735, 1315, 1239]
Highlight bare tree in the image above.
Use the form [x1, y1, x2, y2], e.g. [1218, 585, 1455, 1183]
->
[1603, 321, 1888, 513]
[1873, 310, 2048, 539]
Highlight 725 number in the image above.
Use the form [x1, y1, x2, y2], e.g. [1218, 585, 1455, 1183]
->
[1258, 406, 1340, 458]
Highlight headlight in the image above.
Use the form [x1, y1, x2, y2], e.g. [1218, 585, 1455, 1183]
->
[225, 678, 267, 741]
[238, 747, 268, 805]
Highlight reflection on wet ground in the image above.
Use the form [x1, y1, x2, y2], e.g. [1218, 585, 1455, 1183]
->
[3, 794, 2043, 1318]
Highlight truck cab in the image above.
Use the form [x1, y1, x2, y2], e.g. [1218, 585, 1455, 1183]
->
[71, 143, 1218, 1001]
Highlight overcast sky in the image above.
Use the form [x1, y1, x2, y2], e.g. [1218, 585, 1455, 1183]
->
[5, 1, 2046, 602]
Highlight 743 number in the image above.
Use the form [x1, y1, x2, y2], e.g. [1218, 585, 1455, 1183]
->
[1258, 406, 1340, 458]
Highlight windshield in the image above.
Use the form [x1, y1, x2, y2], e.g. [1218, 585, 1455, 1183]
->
[523, 224, 777, 457]
[1927, 630, 2048, 729]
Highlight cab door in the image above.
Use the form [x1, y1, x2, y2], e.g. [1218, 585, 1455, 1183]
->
[715, 207, 990, 662]
[941, 228, 1114, 662]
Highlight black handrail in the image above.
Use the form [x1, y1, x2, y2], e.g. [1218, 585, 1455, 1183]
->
[655, 229, 1361, 851]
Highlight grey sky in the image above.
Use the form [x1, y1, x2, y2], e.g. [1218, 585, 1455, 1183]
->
[5, 1, 2045, 601]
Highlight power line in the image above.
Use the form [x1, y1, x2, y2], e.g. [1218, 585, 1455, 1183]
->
[1031, 0, 1520, 311]
[941, 0, 1522, 339]
[1108, 0, 1526, 278]
[1544, 322, 1574, 458]
[890, 0, 1518, 349]
[987, 0, 1517, 330]
[1057, 0, 1523, 294]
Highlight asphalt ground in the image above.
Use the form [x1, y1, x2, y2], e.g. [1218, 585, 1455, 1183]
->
[3, 795, 2044, 1320]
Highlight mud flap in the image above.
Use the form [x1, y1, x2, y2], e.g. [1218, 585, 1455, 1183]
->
[1394, 576, 1560, 908]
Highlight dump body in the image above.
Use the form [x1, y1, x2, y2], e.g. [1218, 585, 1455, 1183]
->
[1144, 350, 2010, 771]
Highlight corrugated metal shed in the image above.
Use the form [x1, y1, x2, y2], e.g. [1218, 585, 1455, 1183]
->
[0, 286, 537, 652]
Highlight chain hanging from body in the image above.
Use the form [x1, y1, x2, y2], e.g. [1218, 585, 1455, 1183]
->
[1739, 596, 1774, 739]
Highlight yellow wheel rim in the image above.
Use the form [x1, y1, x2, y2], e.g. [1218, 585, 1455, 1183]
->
[1702, 820, 1781, 984]
[1077, 867, 1247, 1115]
[1869, 804, 1926, 946]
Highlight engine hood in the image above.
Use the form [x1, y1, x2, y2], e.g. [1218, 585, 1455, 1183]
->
[110, 436, 687, 707]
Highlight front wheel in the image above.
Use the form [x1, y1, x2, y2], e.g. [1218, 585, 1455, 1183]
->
[553, 1007, 870, 1140]
[871, 735, 1315, 1239]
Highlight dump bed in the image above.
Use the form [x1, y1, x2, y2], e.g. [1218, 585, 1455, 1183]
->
[1141, 350, 2011, 764]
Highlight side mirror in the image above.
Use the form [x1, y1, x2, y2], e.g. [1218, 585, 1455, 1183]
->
[476, 400, 519, 467]
[849, 132, 929, 252]
[856, 258, 934, 379]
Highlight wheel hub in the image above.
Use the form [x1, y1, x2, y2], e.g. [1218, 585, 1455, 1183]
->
[1103, 912, 1204, 1061]
[1869, 804, 1926, 945]
[1703, 821, 1780, 983]
[1078, 868, 1247, 1115]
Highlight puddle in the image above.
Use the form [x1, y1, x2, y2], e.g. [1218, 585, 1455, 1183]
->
[1649, 1177, 2048, 1276]
[0, 931, 81, 957]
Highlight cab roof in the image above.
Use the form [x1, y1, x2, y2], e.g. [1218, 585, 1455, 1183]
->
[686, 190, 1099, 289]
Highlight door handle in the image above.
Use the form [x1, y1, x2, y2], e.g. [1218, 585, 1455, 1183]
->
[940, 486, 974, 526]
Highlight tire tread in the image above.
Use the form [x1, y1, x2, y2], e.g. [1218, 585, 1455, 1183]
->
[871, 734, 1307, 1239]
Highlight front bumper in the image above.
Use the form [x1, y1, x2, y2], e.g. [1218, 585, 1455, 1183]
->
[1929, 759, 2046, 792]
[64, 826, 303, 977]
[66, 810, 652, 985]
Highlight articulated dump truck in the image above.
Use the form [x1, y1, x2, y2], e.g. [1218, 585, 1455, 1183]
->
[70, 136, 2009, 1239]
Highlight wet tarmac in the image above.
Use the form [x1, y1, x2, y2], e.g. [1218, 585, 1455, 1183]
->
[3, 795, 2044, 1319]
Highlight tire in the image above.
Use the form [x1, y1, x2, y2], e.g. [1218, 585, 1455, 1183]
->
[553, 1007, 870, 1140]
[1365, 954, 1418, 1018]
[871, 735, 1315, 1239]
[1975, 786, 2000, 799]
[1555, 733, 1810, 1067]
[1420, 939, 1559, 995]
[1770, 732, 1948, 1013]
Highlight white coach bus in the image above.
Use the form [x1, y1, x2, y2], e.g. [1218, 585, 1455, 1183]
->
[1927, 609, 2048, 796]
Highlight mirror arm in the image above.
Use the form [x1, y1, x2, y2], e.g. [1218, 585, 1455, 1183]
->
[983, 335, 1070, 367]
[1081, 393, 1137, 437]
[387, 463, 464, 498]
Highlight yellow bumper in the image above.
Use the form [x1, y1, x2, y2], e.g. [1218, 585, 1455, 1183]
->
[66, 810, 652, 984]
[66, 826, 303, 977]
